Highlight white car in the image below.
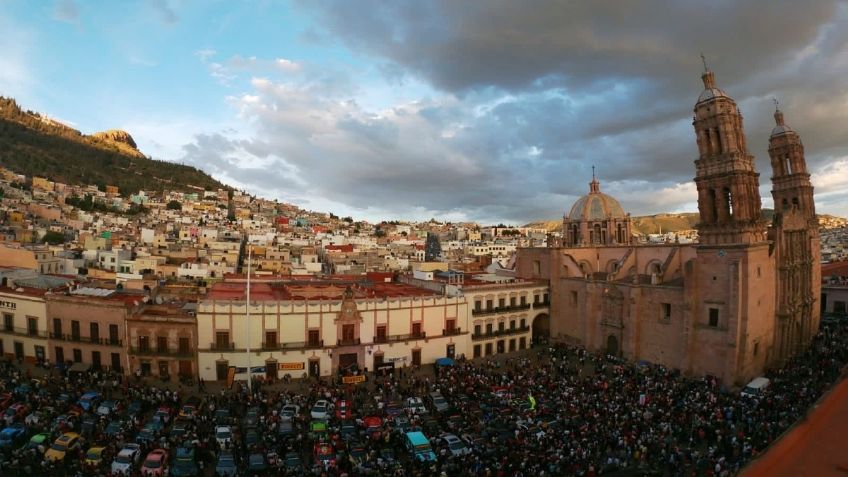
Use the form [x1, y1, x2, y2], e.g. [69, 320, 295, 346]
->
[215, 425, 233, 447]
[281, 404, 300, 419]
[404, 397, 428, 415]
[310, 400, 330, 420]
[441, 433, 471, 456]
[111, 443, 141, 475]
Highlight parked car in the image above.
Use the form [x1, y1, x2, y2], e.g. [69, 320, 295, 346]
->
[311, 399, 330, 419]
[441, 433, 471, 456]
[404, 396, 428, 415]
[216, 425, 233, 447]
[84, 446, 108, 467]
[44, 432, 81, 462]
[171, 446, 198, 477]
[111, 444, 142, 475]
[428, 391, 450, 413]
[335, 399, 352, 420]
[77, 391, 102, 411]
[141, 449, 169, 477]
[0, 423, 27, 448]
[27, 432, 50, 451]
[280, 404, 300, 419]
[248, 452, 268, 473]
[284, 451, 304, 473]
[216, 450, 237, 477]
[314, 442, 336, 468]
[404, 431, 436, 462]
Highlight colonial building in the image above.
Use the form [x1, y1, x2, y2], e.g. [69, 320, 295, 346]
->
[0, 270, 74, 363]
[46, 287, 144, 372]
[127, 302, 198, 378]
[196, 275, 469, 381]
[516, 67, 821, 386]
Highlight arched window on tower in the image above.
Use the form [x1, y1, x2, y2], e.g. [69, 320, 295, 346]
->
[572, 224, 579, 245]
[792, 197, 799, 209]
[722, 187, 732, 221]
[616, 223, 623, 243]
[593, 224, 602, 244]
[714, 127, 722, 153]
[708, 189, 717, 223]
[785, 155, 792, 175]
[782, 198, 789, 210]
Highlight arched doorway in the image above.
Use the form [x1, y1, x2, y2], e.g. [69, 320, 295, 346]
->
[606, 335, 619, 356]
[532, 313, 550, 345]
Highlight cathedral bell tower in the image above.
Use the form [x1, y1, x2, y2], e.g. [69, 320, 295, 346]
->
[692, 66, 767, 245]
[768, 104, 821, 360]
[687, 62, 775, 385]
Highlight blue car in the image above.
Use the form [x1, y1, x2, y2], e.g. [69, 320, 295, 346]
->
[77, 391, 102, 411]
[0, 423, 27, 448]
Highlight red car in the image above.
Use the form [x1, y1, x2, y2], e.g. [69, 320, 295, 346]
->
[4, 403, 29, 421]
[313, 442, 336, 468]
[362, 415, 383, 441]
[141, 449, 168, 476]
[0, 392, 12, 411]
[335, 400, 351, 420]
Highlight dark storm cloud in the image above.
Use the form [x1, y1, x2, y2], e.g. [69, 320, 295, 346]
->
[181, 1, 848, 222]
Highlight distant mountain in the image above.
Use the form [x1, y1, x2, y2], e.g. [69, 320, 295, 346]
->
[0, 97, 225, 194]
[524, 209, 842, 235]
[525, 213, 702, 234]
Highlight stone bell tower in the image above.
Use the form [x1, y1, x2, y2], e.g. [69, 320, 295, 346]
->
[692, 65, 768, 245]
[768, 103, 821, 361]
[686, 61, 775, 385]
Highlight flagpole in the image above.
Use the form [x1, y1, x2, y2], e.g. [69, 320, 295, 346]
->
[246, 244, 252, 394]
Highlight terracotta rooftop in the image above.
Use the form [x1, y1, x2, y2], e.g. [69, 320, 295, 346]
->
[206, 277, 437, 302]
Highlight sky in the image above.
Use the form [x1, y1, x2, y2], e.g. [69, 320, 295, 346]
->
[2, 0, 848, 224]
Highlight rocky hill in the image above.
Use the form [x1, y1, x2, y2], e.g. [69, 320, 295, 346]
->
[0, 97, 225, 194]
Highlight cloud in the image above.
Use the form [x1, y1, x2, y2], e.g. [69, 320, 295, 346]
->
[52, 0, 79, 23]
[148, 0, 177, 25]
[177, 1, 848, 222]
[194, 49, 217, 61]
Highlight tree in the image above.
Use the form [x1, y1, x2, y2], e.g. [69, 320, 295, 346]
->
[166, 200, 182, 210]
[42, 230, 65, 245]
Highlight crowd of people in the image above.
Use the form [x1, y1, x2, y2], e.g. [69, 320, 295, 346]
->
[0, 316, 846, 477]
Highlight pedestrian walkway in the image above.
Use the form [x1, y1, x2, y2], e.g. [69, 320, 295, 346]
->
[741, 371, 848, 477]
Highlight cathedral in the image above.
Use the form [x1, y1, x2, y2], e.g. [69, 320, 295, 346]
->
[517, 67, 821, 386]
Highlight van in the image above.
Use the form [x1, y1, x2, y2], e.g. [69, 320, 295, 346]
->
[428, 391, 450, 413]
[404, 431, 436, 462]
[741, 377, 770, 398]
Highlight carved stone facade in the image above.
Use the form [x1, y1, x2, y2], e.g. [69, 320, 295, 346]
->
[517, 68, 820, 386]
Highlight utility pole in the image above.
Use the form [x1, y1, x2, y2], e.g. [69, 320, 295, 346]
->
[246, 245, 252, 394]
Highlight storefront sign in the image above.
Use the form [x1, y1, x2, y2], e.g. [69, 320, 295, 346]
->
[342, 375, 366, 384]
[387, 356, 407, 363]
[0, 300, 17, 310]
[279, 362, 305, 371]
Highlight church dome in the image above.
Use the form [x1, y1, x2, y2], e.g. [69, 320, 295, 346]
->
[567, 178, 626, 221]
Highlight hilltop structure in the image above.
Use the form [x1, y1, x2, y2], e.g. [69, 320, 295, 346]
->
[517, 67, 821, 385]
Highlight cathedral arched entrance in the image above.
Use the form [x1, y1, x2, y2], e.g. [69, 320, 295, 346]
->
[606, 335, 619, 356]
[532, 313, 549, 345]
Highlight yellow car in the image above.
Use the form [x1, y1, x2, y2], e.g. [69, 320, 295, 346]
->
[84, 446, 106, 466]
[44, 432, 80, 462]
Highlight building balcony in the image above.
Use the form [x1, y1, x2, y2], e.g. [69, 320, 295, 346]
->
[0, 326, 48, 339]
[129, 346, 195, 358]
[442, 327, 463, 336]
[372, 332, 426, 344]
[209, 342, 236, 351]
[337, 338, 361, 347]
[471, 325, 530, 341]
[533, 300, 550, 308]
[50, 333, 123, 347]
[261, 340, 324, 351]
[472, 304, 532, 316]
